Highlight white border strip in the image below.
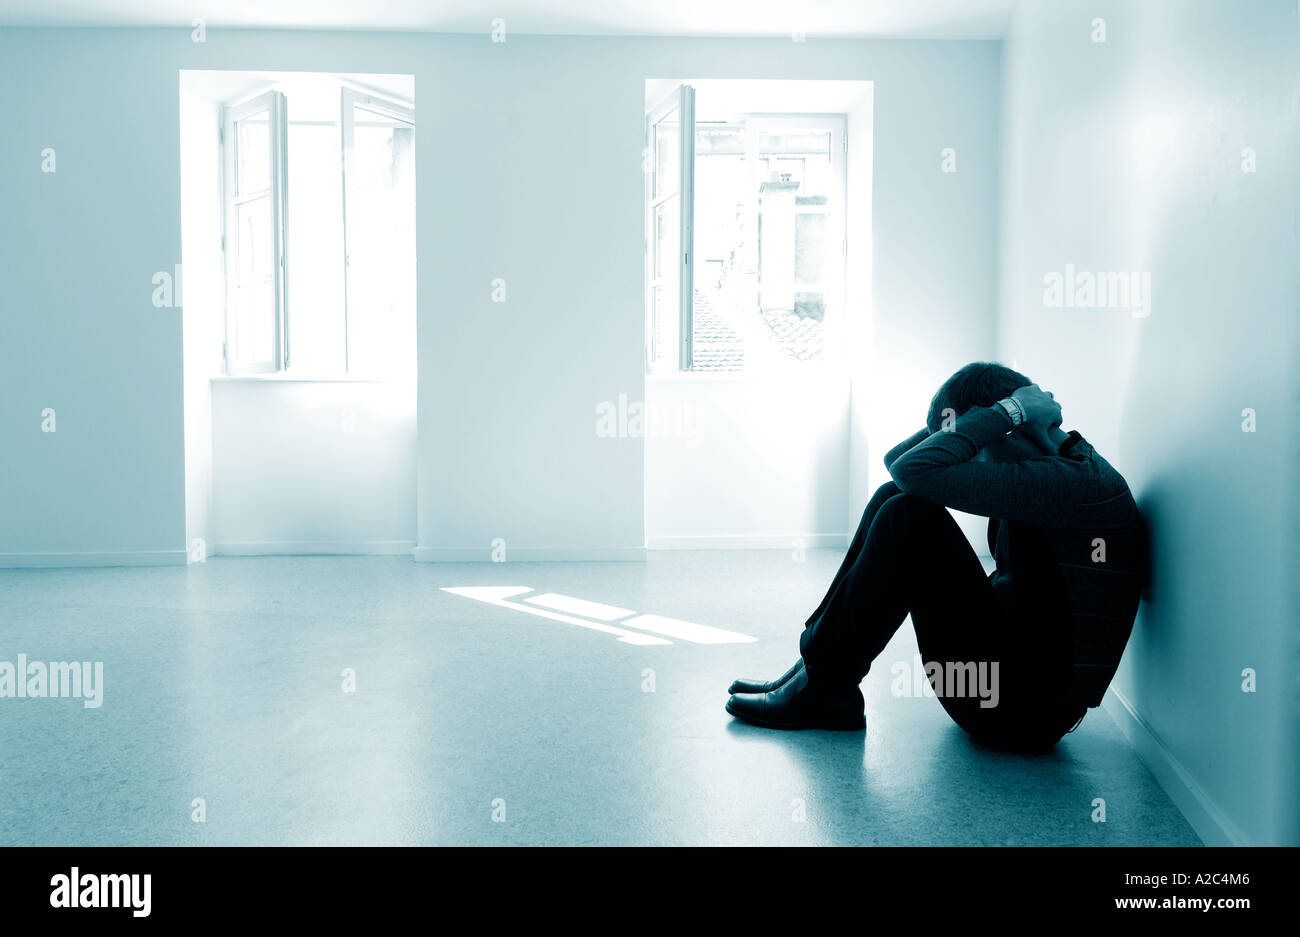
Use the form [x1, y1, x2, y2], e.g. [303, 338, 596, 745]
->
[0, 551, 188, 569]
[214, 540, 414, 556]
[415, 547, 646, 562]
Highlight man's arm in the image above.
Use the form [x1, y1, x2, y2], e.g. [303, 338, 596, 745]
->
[883, 427, 931, 472]
[888, 405, 1133, 528]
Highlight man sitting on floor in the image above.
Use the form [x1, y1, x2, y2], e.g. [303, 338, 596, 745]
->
[725, 362, 1146, 749]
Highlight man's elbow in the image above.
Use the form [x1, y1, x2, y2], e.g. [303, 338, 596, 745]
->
[887, 459, 921, 494]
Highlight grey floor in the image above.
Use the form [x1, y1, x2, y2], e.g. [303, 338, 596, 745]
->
[0, 551, 1201, 846]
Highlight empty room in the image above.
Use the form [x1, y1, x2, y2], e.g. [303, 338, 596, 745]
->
[0, 0, 1296, 911]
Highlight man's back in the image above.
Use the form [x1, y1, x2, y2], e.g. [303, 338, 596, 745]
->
[890, 411, 1146, 708]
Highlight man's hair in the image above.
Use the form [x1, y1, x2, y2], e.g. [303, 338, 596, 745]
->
[926, 362, 1033, 432]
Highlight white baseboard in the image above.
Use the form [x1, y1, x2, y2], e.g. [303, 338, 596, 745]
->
[647, 533, 848, 550]
[414, 546, 646, 562]
[0, 550, 188, 569]
[214, 540, 415, 556]
[1101, 685, 1247, 846]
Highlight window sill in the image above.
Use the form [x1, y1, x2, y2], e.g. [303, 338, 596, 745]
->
[647, 371, 749, 381]
[211, 373, 393, 384]
[647, 365, 844, 382]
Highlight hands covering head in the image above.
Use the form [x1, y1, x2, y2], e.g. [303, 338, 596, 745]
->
[1009, 384, 1062, 429]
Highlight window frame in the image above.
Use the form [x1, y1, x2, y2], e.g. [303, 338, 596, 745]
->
[220, 89, 289, 375]
[340, 87, 416, 376]
[644, 84, 696, 374]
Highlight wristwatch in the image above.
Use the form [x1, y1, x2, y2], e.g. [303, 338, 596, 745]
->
[995, 396, 1025, 427]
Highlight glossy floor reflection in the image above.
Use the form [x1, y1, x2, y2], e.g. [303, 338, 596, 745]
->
[0, 553, 1201, 845]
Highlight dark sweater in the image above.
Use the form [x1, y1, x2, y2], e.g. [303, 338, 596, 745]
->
[885, 406, 1145, 708]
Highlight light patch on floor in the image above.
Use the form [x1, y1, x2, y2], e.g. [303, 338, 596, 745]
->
[444, 586, 757, 644]
[441, 585, 671, 645]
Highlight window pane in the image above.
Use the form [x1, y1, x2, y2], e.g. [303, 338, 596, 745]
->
[287, 122, 346, 374]
[237, 112, 270, 195]
[758, 131, 831, 158]
[235, 195, 273, 282]
[794, 211, 827, 285]
[649, 105, 682, 372]
[689, 281, 746, 372]
[651, 282, 677, 369]
[692, 124, 750, 372]
[234, 280, 274, 365]
[345, 109, 416, 377]
[756, 129, 833, 363]
[652, 285, 667, 362]
[689, 123, 837, 369]
[761, 131, 832, 199]
[654, 195, 678, 280]
[654, 106, 679, 198]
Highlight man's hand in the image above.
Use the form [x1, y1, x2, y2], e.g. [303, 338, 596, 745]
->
[1010, 383, 1062, 429]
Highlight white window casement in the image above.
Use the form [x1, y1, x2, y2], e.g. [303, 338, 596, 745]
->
[222, 90, 288, 374]
[645, 86, 847, 374]
[645, 84, 695, 374]
[340, 89, 416, 378]
[220, 81, 415, 378]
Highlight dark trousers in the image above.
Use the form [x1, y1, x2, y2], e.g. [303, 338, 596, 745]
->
[799, 482, 1086, 748]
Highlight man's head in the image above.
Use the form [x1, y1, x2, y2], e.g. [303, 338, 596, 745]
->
[927, 362, 1054, 462]
[926, 362, 1031, 432]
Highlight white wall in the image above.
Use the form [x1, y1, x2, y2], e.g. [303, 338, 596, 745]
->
[418, 37, 1003, 560]
[645, 373, 851, 547]
[0, 27, 188, 565]
[998, 0, 1299, 845]
[0, 27, 1004, 566]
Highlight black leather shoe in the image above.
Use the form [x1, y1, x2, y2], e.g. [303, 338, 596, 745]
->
[725, 666, 865, 730]
[728, 658, 805, 695]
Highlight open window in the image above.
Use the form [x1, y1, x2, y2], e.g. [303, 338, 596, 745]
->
[222, 90, 288, 374]
[219, 78, 415, 379]
[645, 84, 695, 373]
[645, 82, 848, 374]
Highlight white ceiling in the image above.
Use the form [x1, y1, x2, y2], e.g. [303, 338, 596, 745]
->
[0, 0, 1016, 38]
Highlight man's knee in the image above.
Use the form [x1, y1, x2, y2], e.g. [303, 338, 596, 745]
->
[861, 492, 960, 561]
[872, 480, 903, 501]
